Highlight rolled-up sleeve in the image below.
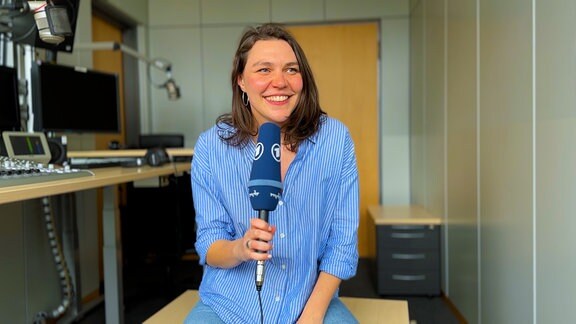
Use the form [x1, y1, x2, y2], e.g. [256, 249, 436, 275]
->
[319, 131, 360, 280]
[191, 133, 236, 265]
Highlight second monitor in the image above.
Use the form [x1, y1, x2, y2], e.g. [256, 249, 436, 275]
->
[31, 61, 120, 134]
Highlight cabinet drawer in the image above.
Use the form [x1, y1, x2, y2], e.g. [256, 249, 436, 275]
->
[377, 248, 439, 270]
[377, 225, 439, 249]
[377, 270, 441, 296]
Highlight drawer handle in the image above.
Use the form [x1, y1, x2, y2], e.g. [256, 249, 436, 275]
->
[392, 253, 426, 260]
[392, 274, 427, 281]
[391, 225, 427, 230]
[390, 233, 425, 239]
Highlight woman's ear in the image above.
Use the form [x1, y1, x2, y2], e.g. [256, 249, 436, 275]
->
[237, 76, 246, 92]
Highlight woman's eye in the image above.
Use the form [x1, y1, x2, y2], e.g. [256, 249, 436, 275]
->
[257, 68, 270, 73]
[286, 68, 299, 74]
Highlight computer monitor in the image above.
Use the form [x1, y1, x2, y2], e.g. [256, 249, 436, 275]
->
[0, 65, 21, 132]
[31, 61, 121, 134]
[2, 131, 52, 164]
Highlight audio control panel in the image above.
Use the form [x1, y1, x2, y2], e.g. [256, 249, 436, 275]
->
[0, 155, 93, 187]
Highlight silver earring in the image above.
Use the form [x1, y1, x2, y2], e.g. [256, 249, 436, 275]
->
[242, 91, 250, 107]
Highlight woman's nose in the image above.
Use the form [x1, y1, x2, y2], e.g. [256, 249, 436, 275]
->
[271, 71, 287, 88]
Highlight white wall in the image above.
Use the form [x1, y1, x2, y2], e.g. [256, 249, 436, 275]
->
[411, 0, 576, 323]
[535, 0, 576, 321]
[445, 0, 479, 321]
[480, 1, 534, 322]
[146, 0, 411, 205]
[97, 0, 148, 24]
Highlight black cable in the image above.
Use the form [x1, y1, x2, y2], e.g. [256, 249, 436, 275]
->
[257, 289, 264, 324]
[254, 209, 268, 324]
[9, 22, 36, 42]
[64, 0, 76, 29]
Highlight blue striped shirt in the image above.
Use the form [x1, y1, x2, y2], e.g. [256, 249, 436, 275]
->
[191, 116, 359, 323]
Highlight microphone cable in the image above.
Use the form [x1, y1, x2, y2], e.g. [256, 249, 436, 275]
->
[254, 246, 265, 324]
[257, 288, 264, 324]
[254, 209, 269, 324]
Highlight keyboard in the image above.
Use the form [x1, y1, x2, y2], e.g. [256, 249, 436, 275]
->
[0, 156, 94, 187]
[68, 157, 140, 169]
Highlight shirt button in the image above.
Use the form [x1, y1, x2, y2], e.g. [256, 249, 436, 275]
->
[279, 233, 286, 239]
[281, 264, 286, 270]
[275, 296, 281, 302]
[278, 200, 284, 206]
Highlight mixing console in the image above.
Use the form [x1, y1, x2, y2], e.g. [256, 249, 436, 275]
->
[0, 156, 94, 187]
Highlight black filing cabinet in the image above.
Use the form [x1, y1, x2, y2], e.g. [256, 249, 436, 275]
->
[368, 205, 442, 296]
[376, 224, 441, 296]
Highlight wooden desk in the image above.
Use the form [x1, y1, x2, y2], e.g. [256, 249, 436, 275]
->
[368, 205, 442, 225]
[0, 162, 191, 324]
[0, 162, 191, 205]
[144, 290, 410, 324]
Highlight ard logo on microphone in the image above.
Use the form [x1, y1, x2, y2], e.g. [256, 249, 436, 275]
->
[254, 142, 281, 162]
[254, 143, 264, 160]
[271, 143, 280, 162]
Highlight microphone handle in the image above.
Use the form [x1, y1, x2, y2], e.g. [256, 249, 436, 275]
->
[255, 210, 269, 290]
[258, 209, 269, 222]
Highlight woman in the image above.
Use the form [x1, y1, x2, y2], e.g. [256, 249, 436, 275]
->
[185, 23, 360, 323]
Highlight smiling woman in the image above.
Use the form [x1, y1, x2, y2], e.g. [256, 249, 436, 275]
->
[184, 23, 361, 324]
[237, 39, 303, 126]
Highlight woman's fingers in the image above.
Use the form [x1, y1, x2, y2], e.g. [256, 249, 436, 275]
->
[249, 219, 276, 241]
[248, 239, 273, 252]
[249, 228, 274, 243]
[243, 239, 272, 261]
[243, 218, 277, 260]
[250, 218, 271, 230]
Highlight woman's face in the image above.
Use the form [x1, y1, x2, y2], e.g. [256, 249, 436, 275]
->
[238, 39, 303, 127]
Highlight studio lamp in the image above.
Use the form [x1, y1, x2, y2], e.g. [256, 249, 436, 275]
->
[0, 0, 79, 52]
[74, 41, 181, 100]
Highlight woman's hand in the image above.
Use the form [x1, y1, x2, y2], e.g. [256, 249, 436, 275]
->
[241, 218, 276, 262]
[206, 218, 276, 267]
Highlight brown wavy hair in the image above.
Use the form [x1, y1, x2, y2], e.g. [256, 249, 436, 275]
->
[216, 23, 326, 152]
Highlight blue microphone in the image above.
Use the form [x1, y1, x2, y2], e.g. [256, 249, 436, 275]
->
[248, 122, 282, 217]
[247, 122, 282, 291]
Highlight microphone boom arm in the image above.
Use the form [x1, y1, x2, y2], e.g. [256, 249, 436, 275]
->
[74, 41, 181, 100]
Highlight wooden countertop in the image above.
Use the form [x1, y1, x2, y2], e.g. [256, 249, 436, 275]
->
[368, 205, 442, 225]
[0, 162, 191, 205]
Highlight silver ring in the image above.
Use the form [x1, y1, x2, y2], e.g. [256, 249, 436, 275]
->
[245, 239, 251, 250]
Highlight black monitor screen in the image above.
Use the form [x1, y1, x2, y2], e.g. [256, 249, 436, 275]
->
[0, 65, 21, 132]
[31, 61, 120, 133]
